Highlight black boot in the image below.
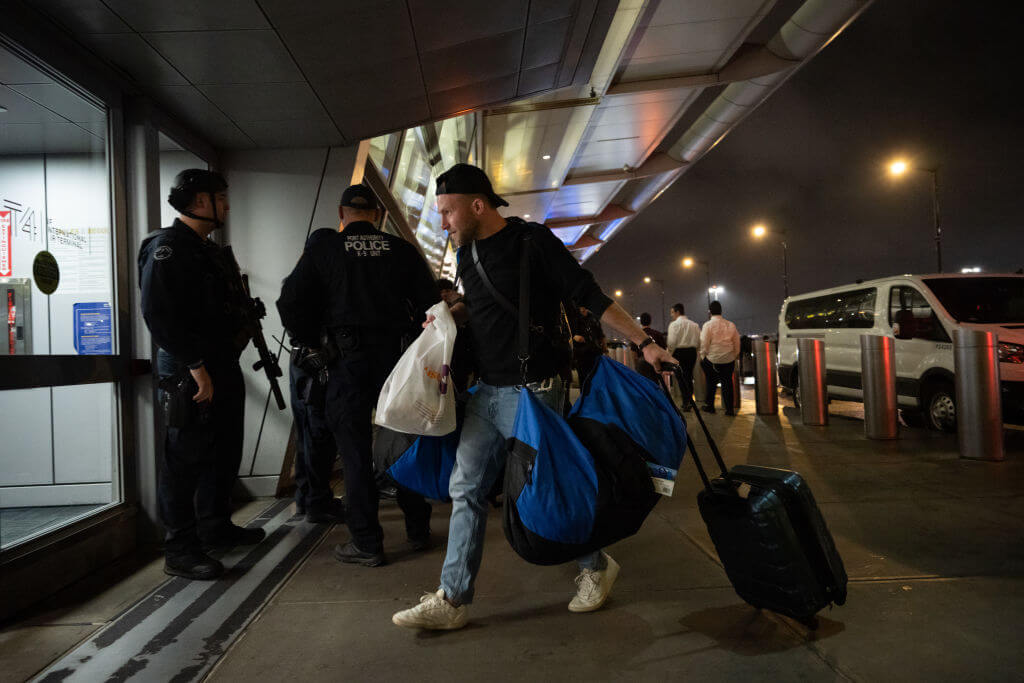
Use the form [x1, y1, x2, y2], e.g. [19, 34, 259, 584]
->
[306, 497, 346, 524]
[333, 541, 385, 567]
[202, 524, 266, 551]
[165, 551, 224, 580]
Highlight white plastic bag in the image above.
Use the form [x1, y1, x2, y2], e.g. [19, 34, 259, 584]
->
[374, 301, 458, 436]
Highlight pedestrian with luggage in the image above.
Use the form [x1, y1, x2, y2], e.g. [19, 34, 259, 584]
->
[277, 184, 439, 567]
[699, 300, 741, 415]
[667, 303, 700, 409]
[391, 164, 675, 631]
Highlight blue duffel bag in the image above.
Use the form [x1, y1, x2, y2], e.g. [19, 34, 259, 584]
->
[373, 427, 460, 502]
[503, 356, 686, 565]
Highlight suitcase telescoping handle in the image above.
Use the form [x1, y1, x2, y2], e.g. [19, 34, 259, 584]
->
[659, 363, 730, 488]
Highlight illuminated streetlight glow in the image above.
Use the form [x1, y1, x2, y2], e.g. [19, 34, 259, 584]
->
[708, 285, 724, 294]
[682, 257, 694, 268]
[889, 159, 909, 176]
[643, 276, 651, 283]
[752, 224, 767, 238]
[615, 290, 623, 297]
[885, 155, 943, 272]
[961, 266, 982, 273]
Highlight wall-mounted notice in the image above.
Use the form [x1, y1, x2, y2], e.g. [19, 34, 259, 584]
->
[33, 250, 60, 294]
[73, 302, 112, 355]
[0, 210, 11, 276]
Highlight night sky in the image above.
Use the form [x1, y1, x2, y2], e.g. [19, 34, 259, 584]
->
[588, 0, 1023, 335]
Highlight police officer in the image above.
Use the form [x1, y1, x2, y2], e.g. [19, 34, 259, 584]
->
[139, 169, 265, 580]
[277, 184, 439, 566]
[288, 337, 344, 523]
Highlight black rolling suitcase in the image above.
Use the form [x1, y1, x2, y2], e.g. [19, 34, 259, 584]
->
[663, 364, 847, 626]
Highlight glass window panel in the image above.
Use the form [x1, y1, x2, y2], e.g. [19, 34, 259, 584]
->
[890, 286, 948, 341]
[0, 382, 118, 549]
[0, 46, 120, 550]
[368, 132, 401, 183]
[0, 44, 113, 356]
[387, 114, 474, 274]
[785, 288, 876, 330]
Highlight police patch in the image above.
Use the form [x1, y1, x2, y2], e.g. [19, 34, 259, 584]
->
[153, 246, 173, 261]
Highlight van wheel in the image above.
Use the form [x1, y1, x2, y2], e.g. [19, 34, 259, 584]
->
[923, 381, 957, 432]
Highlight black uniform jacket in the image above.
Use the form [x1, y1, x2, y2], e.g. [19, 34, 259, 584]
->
[138, 219, 246, 367]
[456, 218, 613, 385]
[276, 221, 439, 347]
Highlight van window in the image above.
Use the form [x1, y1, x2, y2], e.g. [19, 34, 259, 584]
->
[923, 277, 1024, 324]
[889, 286, 950, 342]
[785, 287, 876, 330]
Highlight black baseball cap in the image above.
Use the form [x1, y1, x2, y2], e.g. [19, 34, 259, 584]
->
[436, 163, 508, 208]
[340, 184, 380, 211]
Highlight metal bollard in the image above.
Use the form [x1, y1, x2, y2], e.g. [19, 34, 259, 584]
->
[753, 340, 778, 415]
[954, 328, 1004, 461]
[860, 334, 899, 439]
[798, 338, 828, 426]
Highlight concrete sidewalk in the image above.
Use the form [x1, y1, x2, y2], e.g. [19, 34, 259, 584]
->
[206, 392, 1024, 682]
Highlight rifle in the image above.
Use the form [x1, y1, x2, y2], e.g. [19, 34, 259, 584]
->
[222, 246, 287, 410]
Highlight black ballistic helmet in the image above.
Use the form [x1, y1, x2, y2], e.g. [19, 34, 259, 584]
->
[168, 169, 228, 213]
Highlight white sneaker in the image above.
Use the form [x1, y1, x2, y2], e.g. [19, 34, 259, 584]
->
[568, 552, 620, 613]
[392, 590, 468, 630]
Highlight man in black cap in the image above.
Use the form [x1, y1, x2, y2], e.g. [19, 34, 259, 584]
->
[277, 184, 440, 566]
[139, 169, 265, 580]
[392, 164, 676, 630]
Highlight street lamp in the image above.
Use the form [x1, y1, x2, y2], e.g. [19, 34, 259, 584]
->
[751, 223, 789, 298]
[682, 256, 712, 309]
[888, 157, 943, 273]
[708, 284, 724, 301]
[642, 276, 666, 329]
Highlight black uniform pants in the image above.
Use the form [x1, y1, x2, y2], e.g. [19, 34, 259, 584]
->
[289, 362, 337, 513]
[701, 358, 735, 413]
[672, 347, 697, 400]
[324, 331, 431, 553]
[157, 352, 245, 557]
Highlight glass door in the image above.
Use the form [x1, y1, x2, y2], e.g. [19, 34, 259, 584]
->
[0, 41, 122, 549]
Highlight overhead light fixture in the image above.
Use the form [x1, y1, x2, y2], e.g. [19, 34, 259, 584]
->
[542, 154, 551, 160]
[523, 214, 530, 218]
[960, 266, 982, 273]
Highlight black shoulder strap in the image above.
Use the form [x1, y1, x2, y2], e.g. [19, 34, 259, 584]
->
[470, 232, 534, 381]
[518, 234, 532, 367]
[471, 240, 516, 314]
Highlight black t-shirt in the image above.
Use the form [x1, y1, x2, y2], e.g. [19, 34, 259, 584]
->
[277, 221, 440, 346]
[456, 218, 613, 385]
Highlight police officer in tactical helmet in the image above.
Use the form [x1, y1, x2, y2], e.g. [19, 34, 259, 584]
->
[277, 184, 439, 567]
[138, 169, 265, 581]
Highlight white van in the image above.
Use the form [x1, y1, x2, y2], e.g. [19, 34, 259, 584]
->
[777, 274, 1024, 430]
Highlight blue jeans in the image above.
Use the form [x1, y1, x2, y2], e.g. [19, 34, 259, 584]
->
[439, 377, 606, 605]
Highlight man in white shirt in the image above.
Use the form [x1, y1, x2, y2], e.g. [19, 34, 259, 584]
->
[699, 300, 741, 415]
[666, 303, 700, 408]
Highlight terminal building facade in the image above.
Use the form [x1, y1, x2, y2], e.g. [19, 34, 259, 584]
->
[0, 0, 871, 621]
